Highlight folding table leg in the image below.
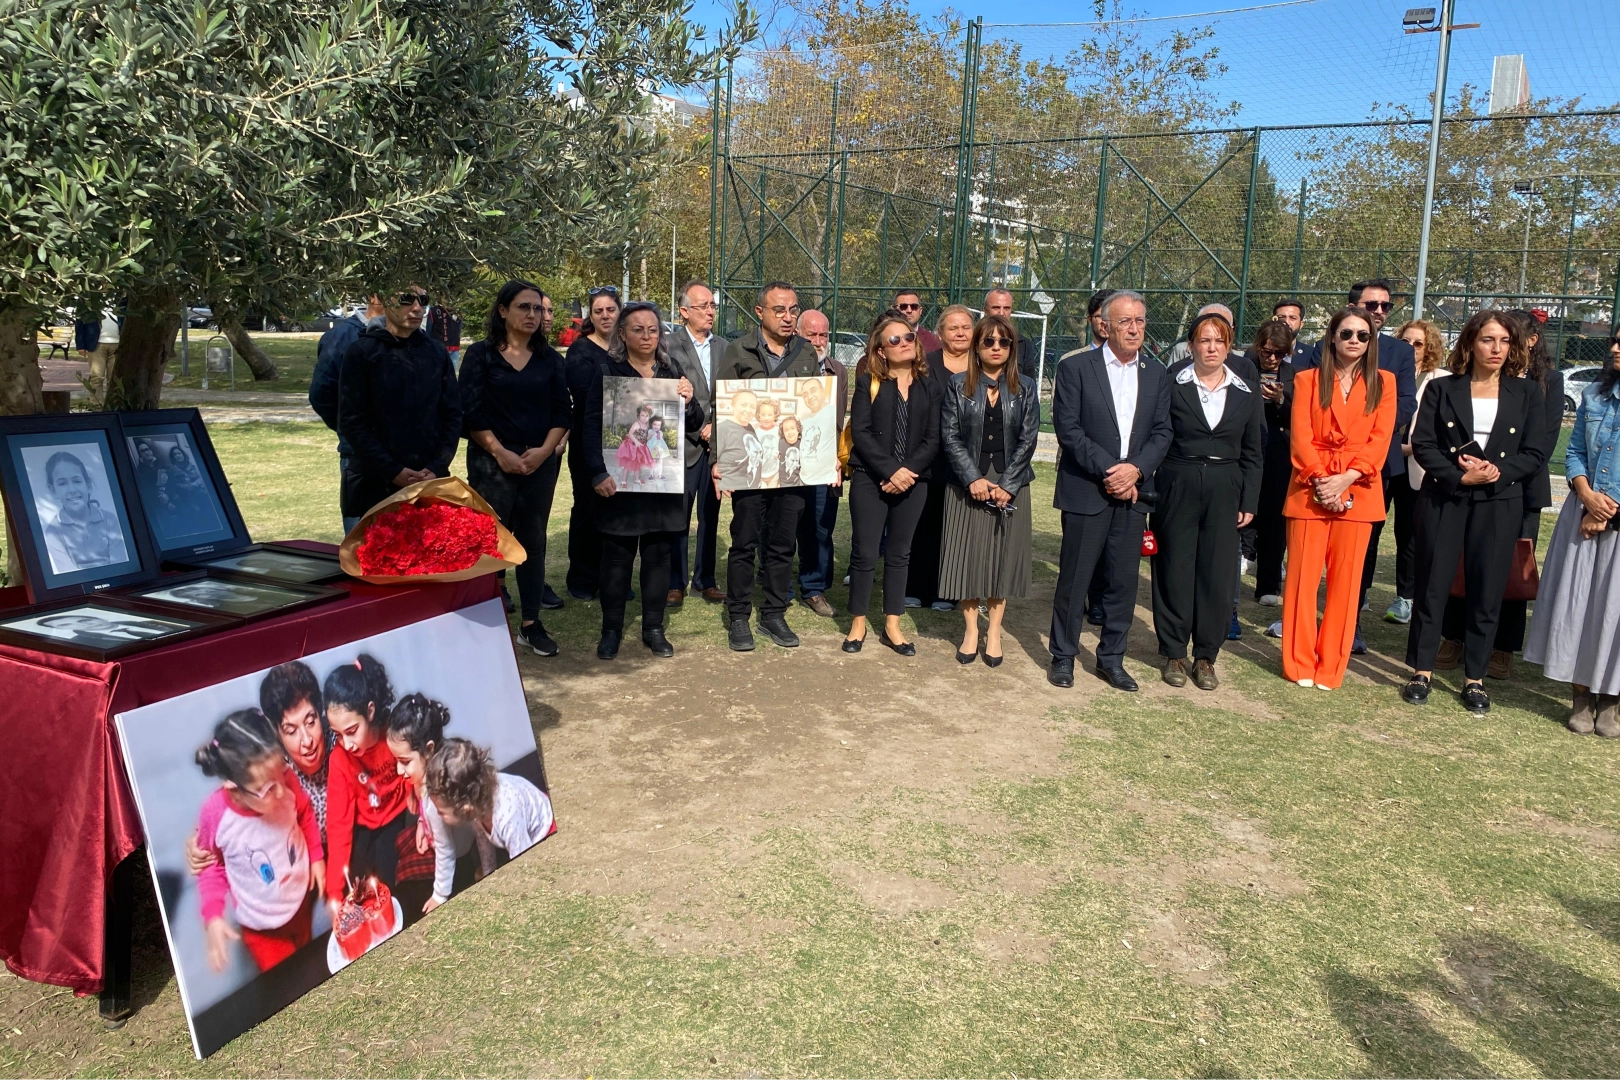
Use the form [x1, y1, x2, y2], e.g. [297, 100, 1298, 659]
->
[99, 849, 137, 1026]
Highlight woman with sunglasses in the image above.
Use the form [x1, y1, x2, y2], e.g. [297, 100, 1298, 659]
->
[1401, 310, 1547, 713]
[843, 309, 945, 655]
[563, 286, 621, 601]
[907, 304, 978, 613]
[1151, 312, 1265, 690]
[1281, 308, 1396, 691]
[1527, 331, 1620, 735]
[938, 315, 1040, 665]
[580, 302, 702, 659]
[1249, 317, 1298, 607]
[459, 279, 570, 657]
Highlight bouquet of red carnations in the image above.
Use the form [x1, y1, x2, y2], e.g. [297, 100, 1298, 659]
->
[340, 476, 526, 584]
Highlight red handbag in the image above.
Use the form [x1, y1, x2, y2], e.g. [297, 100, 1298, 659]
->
[1140, 529, 1158, 557]
[1449, 537, 1539, 601]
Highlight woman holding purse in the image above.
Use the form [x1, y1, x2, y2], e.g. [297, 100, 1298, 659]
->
[1401, 310, 1546, 713]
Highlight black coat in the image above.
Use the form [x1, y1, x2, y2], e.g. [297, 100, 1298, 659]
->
[1525, 368, 1564, 510]
[457, 339, 571, 452]
[940, 372, 1041, 493]
[1411, 374, 1547, 504]
[849, 370, 943, 480]
[582, 353, 705, 536]
[1049, 346, 1173, 516]
[336, 325, 461, 516]
[565, 336, 615, 450]
[1161, 364, 1266, 517]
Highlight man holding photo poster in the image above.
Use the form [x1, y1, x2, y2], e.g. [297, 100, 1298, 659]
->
[712, 282, 823, 652]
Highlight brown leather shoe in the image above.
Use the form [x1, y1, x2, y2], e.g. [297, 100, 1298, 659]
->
[666, 588, 685, 607]
[1435, 639, 1463, 670]
[1162, 658, 1188, 687]
[1193, 658, 1219, 691]
[699, 587, 725, 603]
[801, 593, 835, 618]
[1487, 649, 1513, 680]
[1569, 688, 1597, 734]
[1597, 696, 1620, 739]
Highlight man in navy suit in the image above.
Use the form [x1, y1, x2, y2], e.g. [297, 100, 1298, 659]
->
[1048, 289, 1174, 691]
[1300, 278, 1418, 647]
[1271, 297, 1313, 361]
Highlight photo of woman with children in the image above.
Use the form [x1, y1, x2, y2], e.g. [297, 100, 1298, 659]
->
[114, 600, 548, 1058]
[713, 376, 839, 491]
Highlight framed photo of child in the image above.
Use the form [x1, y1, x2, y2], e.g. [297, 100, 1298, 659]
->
[713, 376, 838, 491]
[600, 375, 684, 494]
[113, 598, 552, 1058]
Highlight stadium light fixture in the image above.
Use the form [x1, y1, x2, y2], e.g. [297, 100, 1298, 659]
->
[1403, 8, 1436, 28]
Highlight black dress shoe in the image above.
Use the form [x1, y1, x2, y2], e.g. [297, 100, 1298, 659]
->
[1048, 657, 1075, 688]
[539, 583, 565, 610]
[956, 645, 977, 664]
[880, 632, 916, 656]
[1401, 674, 1431, 705]
[1096, 663, 1139, 692]
[567, 588, 596, 602]
[642, 627, 674, 657]
[1462, 681, 1491, 715]
[982, 652, 1003, 668]
[596, 630, 622, 660]
[841, 636, 865, 653]
[728, 619, 756, 652]
[758, 614, 800, 648]
[1086, 605, 1105, 626]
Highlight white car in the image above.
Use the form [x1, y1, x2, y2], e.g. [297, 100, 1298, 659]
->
[832, 331, 866, 369]
[1564, 366, 1603, 415]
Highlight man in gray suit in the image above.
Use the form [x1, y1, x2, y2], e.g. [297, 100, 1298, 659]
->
[668, 280, 730, 604]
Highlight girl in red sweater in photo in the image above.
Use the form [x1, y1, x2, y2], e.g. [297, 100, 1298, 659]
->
[320, 655, 412, 909]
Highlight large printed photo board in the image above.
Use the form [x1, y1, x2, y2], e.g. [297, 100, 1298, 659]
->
[713, 376, 838, 490]
[115, 598, 552, 1057]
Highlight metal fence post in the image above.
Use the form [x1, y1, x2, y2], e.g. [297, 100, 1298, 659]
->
[823, 80, 839, 307]
[948, 18, 981, 302]
[715, 62, 733, 336]
[831, 151, 848, 338]
[709, 71, 720, 286]
[1090, 137, 1109, 288]
[1292, 178, 1306, 294]
[1557, 175, 1583, 361]
[1236, 128, 1262, 335]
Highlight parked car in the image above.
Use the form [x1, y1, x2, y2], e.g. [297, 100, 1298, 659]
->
[1563, 365, 1602, 415]
[832, 331, 865, 369]
[184, 307, 213, 329]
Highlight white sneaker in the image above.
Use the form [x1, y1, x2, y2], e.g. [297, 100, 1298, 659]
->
[842, 573, 851, 586]
[1258, 594, 1281, 607]
[1240, 556, 1255, 576]
[930, 600, 955, 611]
[904, 596, 922, 608]
[1265, 620, 1283, 638]
[1384, 597, 1412, 624]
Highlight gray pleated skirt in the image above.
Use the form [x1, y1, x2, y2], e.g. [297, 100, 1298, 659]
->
[1525, 497, 1620, 694]
[938, 470, 1032, 601]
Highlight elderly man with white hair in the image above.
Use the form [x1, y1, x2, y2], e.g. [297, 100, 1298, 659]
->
[790, 308, 848, 617]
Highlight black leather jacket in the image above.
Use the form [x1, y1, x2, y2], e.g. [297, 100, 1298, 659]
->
[940, 371, 1041, 493]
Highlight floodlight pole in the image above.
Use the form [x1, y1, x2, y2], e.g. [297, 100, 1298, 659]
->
[1412, 0, 1457, 319]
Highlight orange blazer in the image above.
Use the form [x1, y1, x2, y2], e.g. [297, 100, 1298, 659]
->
[1284, 368, 1397, 522]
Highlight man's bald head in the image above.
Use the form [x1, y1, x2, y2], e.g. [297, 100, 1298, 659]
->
[797, 309, 830, 360]
[985, 289, 1015, 318]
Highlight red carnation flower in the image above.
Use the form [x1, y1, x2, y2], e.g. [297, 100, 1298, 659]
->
[356, 501, 499, 576]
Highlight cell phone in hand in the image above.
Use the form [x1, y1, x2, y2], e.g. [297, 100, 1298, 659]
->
[1454, 439, 1485, 465]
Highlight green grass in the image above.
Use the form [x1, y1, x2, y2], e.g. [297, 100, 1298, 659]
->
[2, 423, 1617, 1077]
[162, 333, 321, 395]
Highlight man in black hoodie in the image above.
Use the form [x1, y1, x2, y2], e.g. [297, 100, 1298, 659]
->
[711, 281, 822, 652]
[337, 284, 463, 523]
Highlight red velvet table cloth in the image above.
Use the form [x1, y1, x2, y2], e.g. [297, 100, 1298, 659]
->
[0, 548, 499, 992]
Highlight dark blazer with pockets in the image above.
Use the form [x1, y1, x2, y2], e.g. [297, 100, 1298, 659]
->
[1410, 374, 1547, 504]
[849, 370, 943, 481]
[667, 325, 730, 467]
[1050, 346, 1173, 516]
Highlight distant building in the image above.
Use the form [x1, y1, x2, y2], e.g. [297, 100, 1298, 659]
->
[1490, 55, 1530, 115]
[558, 84, 705, 129]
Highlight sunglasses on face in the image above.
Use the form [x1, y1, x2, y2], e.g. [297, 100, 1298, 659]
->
[1337, 328, 1371, 343]
[1361, 300, 1394, 312]
[896, 302, 921, 312]
[883, 332, 918, 347]
[397, 292, 430, 308]
[511, 302, 544, 315]
[981, 337, 1011, 349]
[1259, 348, 1287, 360]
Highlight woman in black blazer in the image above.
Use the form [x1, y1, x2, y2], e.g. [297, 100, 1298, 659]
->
[582, 302, 704, 660]
[1150, 312, 1264, 690]
[1402, 309, 1547, 713]
[843, 309, 944, 655]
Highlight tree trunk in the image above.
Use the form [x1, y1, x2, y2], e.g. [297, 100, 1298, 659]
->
[216, 310, 279, 381]
[0, 304, 45, 417]
[105, 284, 181, 410]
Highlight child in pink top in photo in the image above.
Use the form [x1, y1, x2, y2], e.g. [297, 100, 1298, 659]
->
[616, 404, 655, 484]
[194, 709, 325, 973]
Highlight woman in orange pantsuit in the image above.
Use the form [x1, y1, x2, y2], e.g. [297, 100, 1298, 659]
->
[1283, 307, 1397, 690]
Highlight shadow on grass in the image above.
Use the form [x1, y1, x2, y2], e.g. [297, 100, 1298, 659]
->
[1558, 895, 1620, 951]
[1322, 968, 1491, 1077]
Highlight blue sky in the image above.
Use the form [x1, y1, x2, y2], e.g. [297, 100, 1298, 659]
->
[683, 0, 1620, 127]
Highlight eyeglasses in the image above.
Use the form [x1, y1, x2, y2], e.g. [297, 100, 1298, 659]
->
[981, 337, 1012, 349]
[1337, 328, 1372, 343]
[1259, 348, 1288, 360]
[682, 301, 718, 312]
[766, 305, 801, 318]
[1361, 300, 1394, 313]
[883, 332, 918, 346]
[1111, 317, 1147, 330]
[896, 302, 922, 312]
[397, 292, 430, 308]
[511, 302, 544, 315]
[623, 324, 660, 336]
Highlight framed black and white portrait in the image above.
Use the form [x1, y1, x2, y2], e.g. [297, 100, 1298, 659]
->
[179, 543, 346, 586]
[0, 413, 161, 602]
[0, 596, 236, 661]
[125, 572, 344, 622]
[120, 409, 251, 561]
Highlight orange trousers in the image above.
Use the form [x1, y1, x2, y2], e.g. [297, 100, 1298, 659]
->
[1282, 517, 1373, 689]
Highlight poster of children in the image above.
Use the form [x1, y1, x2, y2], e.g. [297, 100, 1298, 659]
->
[601, 376, 684, 494]
[114, 598, 552, 1058]
[713, 376, 838, 491]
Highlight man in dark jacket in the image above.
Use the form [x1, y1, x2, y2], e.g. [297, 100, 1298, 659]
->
[711, 281, 822, 652]
[336, 285, 462, 525]
[310, 295, 384, 531]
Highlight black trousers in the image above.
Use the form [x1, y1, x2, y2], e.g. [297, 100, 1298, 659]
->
[847, 470, 929, 617]
[1254, 448, 1291, 598]
[726, 487, 806, 621]
[1050, 502, 1146, 664]
[1406, 490, 1523, 679]
[673, 450, 721, 591]
[1150, 461, 1243, 662]
[599, 530, 675, 635]
[1360, 472, 1418, 604]
[1441, 508, 1541, 652]
[565, 442, 602, 596]
[903, 476, 949, 605]
[467, 448, 560, 622]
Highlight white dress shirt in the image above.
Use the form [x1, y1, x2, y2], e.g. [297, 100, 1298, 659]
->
[687, 329, 713, 386]
[1175, 362, 1249, 430]
[1102, 342, 1139, 458]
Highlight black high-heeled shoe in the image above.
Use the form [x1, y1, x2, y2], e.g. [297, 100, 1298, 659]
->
[880, 631, 916, 657]
[841, 635, 865, 653]
[982, 651, 1003, 668]
[956, 643, 977, 665]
